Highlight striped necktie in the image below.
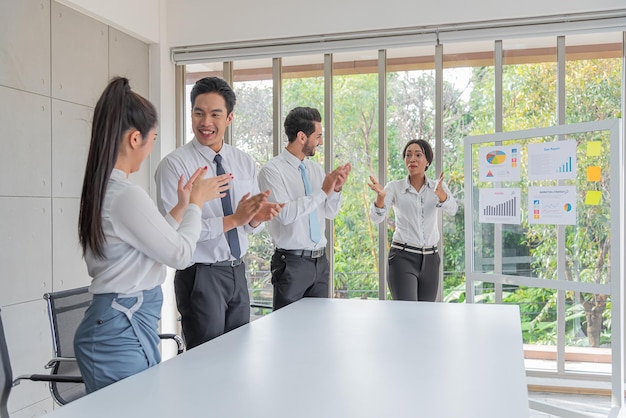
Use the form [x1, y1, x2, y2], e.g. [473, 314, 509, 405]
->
[214, 154, 241, 259]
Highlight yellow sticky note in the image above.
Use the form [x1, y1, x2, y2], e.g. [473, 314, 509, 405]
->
[587, 142, 602, 157]
[587, 166, 601, 182]
[585, 190, 602, 205]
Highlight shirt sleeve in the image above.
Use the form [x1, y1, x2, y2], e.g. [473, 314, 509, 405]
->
[369, 183, 394, 224]
[437, 181, 458, 216]
[243, 164, 264, 234]
[258, 162, 325, 226]
[323, 190, 342, 219]
[154, 156, 180, 217]
[110, 185, 202, 270]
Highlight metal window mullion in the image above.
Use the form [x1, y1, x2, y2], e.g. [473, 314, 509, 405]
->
[175, 64, 186, 148]
[223, 62, 233, 145]
[378, 49, 388, 300]
[435, 43, 444, 302]
[273, 58, 282, 157]
[494, 40, 503, 305]
[615, 30, 626, 410]
[324, 53, 335, 298]
[556, 35, 566, 375]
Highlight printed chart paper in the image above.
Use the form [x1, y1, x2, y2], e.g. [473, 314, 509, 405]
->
[479, 145, 521, 182]
[528, 186, 577, 225]
[528, 140, 577, 181]
[479, 188, 521, 225]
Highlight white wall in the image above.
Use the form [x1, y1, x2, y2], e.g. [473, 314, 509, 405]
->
[54, 0, 160, 43]
[0, 1, 151, 416]
[57, 0, 626, 48]
[165, 0, 626, 46]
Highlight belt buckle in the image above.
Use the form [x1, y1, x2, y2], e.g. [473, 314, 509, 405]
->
[312, 249, 324, 258]
[230, 258, 241, 267]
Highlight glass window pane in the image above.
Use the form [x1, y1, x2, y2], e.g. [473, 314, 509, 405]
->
[231, 59, 275, 309]
[332, 50, 380, 299]
[565, 33, 622, 124]
[503, 37, 557, 130]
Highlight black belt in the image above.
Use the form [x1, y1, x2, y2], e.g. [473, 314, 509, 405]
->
[277, 248, 325, 259]
[202, 258, 243, 267]
[390, 242, 438, 255]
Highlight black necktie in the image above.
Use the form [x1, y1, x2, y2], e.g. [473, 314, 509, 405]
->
[214, 154, 241, 259]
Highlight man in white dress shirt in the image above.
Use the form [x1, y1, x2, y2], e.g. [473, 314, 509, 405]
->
[258, 107, 351, 310]
[155, 77, 282, 349]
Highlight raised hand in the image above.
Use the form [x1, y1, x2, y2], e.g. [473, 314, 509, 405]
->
[367, 175, 386, 199]
[170, 167, 231, 223]
[333, 162, 352, 192]
[251, 198, 286, 226]
[434, 171, 447, 203]
[232, 190, 270, 227]
[189, 172, 232, 207]
[322, 162, 352, 195]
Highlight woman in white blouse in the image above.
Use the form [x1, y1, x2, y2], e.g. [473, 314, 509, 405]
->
[75, 77, 232, 393]
[368, 139, 458, 301]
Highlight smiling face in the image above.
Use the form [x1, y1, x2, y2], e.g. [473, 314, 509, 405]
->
[404, 143, 429, 176]
[191, 92, 233, 152]
[301, 121, 323, 157]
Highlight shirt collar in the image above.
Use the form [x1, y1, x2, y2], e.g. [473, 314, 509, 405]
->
[401, 176, 412, 194]
[111, 168, 127, 180]
[401, 176, 436, 193]
[192, 137, 230, 162]
[281, 148, 304, 169]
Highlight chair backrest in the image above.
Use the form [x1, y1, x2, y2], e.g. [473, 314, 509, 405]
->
[43, 286, 92, 405]
[0, 308, 13, 418]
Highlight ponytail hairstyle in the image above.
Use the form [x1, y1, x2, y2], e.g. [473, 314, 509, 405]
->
[78, 77, 158, 258]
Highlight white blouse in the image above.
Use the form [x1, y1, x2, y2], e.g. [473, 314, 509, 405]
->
[369, 176, 458, 247]
[86, 169, 202, 295]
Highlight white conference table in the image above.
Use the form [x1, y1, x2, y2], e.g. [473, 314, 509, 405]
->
[45, 298, 529, 418]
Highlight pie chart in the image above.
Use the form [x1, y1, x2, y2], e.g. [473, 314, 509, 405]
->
[486, 150, 506, 165]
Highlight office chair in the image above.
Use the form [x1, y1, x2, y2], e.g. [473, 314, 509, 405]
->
[0, 307, 83, 418]
[250, 301, 273, 321]
[37, 286, 184, 406]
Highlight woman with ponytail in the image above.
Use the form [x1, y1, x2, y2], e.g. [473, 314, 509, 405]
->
[75, 77, 232, 393]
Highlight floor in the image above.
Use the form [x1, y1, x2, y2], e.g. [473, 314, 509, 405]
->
[528, 391, 615, 417]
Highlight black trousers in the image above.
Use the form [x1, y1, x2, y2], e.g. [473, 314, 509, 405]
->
[174, 262, 249, 349]
[388, 247, 440, 302]
[271, 251, 330, 310]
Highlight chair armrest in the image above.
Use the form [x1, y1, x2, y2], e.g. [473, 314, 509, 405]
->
[45, 357, 77, 369]
[13, 373, 83, 387]
[159, 333, 184, 355]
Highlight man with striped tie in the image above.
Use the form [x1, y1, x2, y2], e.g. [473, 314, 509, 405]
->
[258, 107, 351, 310]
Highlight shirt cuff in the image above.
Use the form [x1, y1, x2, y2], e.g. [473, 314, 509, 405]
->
[374, 205, 386, 215]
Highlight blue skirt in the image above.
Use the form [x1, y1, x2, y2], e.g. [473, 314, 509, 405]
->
[74, 286, 162, 393]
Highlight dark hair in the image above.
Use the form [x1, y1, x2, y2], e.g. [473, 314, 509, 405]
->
[284, 107, 322, 142]
[190, 77, 237, 114]
[402, 139, 434, 171]
[78, 77, 158, 258]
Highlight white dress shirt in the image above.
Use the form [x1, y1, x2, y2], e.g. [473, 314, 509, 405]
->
[86, 169, 202, 295]
[369, 176, 458, 247]
[155, 138, 262, 264]
[258, 149, 342, 250]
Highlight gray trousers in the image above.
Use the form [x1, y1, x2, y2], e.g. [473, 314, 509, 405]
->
[174, 262, 250, 349]
[271, 250, 330, 310]
[388, 248, 440, 301]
